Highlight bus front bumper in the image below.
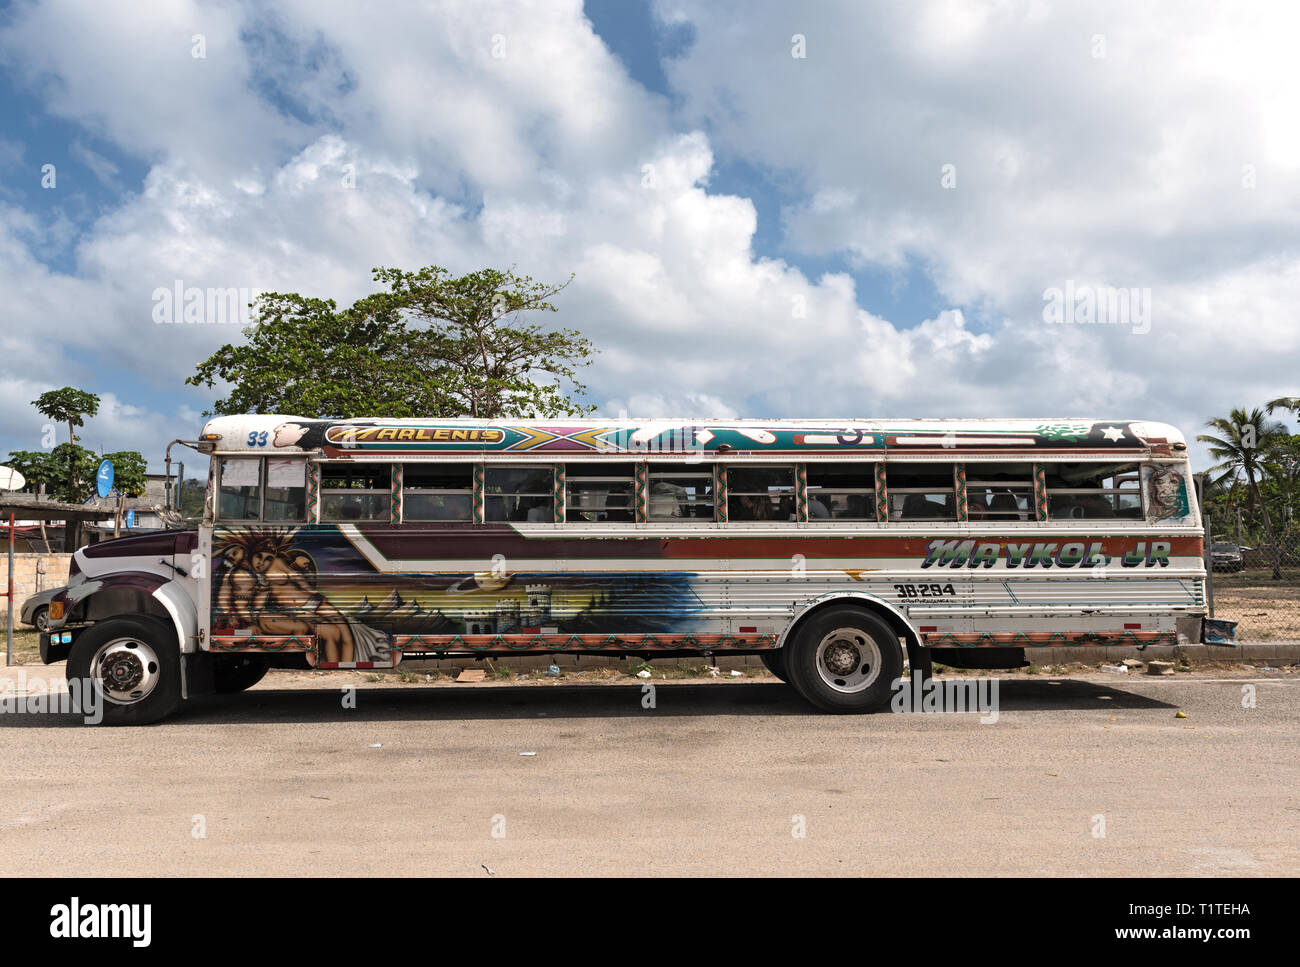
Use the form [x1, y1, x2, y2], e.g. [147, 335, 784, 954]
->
[39, 629, 78, 664]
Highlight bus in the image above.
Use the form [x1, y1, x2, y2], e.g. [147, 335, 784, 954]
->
[43, 415, 1219, 724]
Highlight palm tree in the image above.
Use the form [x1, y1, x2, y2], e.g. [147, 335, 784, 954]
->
[1198, 407, 1287, 580]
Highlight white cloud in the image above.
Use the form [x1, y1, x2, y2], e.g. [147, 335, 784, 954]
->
[655, 0, 1300, 444]
[68, 140, 120, 188]
[0, 0, 1294, 473]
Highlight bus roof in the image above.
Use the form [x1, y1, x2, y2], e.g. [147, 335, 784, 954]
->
[200, 415, 1188, 458]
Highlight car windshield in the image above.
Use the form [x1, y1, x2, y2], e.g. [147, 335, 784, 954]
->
[1212, 543, 1237, 551]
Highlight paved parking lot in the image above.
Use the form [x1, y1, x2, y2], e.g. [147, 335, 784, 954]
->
[1, 671, 1297, 876]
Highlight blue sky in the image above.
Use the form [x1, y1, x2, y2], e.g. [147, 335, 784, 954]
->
[0, 0, 1296, 473]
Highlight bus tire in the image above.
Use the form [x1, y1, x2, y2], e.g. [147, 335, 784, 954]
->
[785, 606, 903, 713]
[759, 649, 790, 683]
[212, 655, 270, 693]
[66, 615, 182, 726]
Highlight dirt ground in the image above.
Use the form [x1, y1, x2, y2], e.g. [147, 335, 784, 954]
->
[2, 668, 1298, 877]
[1213, 583, 1300, 640]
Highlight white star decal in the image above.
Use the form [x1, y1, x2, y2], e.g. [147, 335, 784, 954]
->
[1099, 425, 1126, 442]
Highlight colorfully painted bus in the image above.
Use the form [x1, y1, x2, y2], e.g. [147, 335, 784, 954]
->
[44, 415, 1218, 724]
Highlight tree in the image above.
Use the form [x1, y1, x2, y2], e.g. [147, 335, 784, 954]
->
[187, 266, 596, 419]
[187, 292, 448, 417]
[1198, 407, 1288, 580]
[1266, 396, 1300, 419]
[4, 450, 56, 496]
[375, 265, 594, 418]
[5, 446, 147, 503]
[32, 387, 99, 448]
[31, 387, 100, 498]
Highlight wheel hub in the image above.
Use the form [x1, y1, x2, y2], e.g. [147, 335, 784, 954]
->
[814, 627, 883, 694]
[91, 638, 160, 704]
[823, 639, 861, 676]
[100, 652, 144, 691]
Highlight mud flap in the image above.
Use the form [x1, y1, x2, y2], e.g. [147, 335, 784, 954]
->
[180, 652, 216, 700]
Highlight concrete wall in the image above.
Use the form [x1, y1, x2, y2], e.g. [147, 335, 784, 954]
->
[1, 553, 72, 626]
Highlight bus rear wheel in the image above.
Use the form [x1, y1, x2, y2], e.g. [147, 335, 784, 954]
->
[213, 655, 270, 693]
[759, 649, 790, 683]
[785, 606, 902, 713]
[66, 615, 182, 726]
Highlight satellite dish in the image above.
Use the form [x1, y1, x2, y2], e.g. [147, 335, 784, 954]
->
[0, 465, 25, 492]
[96, 459, 115, 498]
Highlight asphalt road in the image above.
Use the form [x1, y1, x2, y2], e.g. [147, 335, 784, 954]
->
[1, 671, 1297, 876]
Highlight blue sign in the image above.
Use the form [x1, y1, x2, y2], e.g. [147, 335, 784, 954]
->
[125, 509, 135, 529]
[96, 459, 114, 498]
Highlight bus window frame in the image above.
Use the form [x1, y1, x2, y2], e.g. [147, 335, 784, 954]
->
[564, 462, 637, 523]
[1044, 461, 1146, 521]
[884, 460, 960, 522]
[216, 456, 264, 522]
[804, 461, 879, 522]
[401, 462, 476, 523]
[963, 461, 1037, 522]
[484, 464, 556, 523]
[647, 462, 716, 522]
[319, 461, 393, 523]
[725, 463, 797, 522]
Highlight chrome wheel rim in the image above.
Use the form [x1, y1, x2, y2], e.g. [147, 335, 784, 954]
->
[89, 637, 161, 705]
[815, 627, 882, 693]
[35, 609, 49, 632]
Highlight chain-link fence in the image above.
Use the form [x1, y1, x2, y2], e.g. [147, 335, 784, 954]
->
[1207, 540, 1300, 642]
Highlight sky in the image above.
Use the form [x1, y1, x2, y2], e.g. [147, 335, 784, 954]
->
[0, 0, 1297, 476]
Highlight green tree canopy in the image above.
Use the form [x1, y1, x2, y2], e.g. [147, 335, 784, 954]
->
[32, 387, 99, 445]
[5, 446, 147, 503]
[4, 450, 57, 494]
[187, 266, 596, 419]
[6, 445, 98, 503]
[26, 387, 102, 500]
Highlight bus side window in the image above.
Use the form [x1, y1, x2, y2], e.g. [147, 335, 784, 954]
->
[1046, 463, 1141, 519]
[264, 459, 307, 521]
[965, 462, 1034, 521]
[219, 458, 262, 520]
[806, 464, 876, 520]
[321, 463, 392, 521]
[405, 464, 473, 521]
[886, 463, 957, 521]
[485, 467, 553, 522]
[566, 463, 635, 522]
[727, 466, 795, 521]
[648, 465, 714, 520]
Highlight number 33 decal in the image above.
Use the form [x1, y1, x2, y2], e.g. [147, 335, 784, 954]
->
[247, 431, 268, 447]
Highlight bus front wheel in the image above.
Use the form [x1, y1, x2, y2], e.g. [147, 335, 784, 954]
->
[66, 615, 182, 726]
[785, 606, 902, 713]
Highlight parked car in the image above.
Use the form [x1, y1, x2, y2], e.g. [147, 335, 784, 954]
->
[20, 587, 65, 632]
[1210, 542, 1245, 572]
